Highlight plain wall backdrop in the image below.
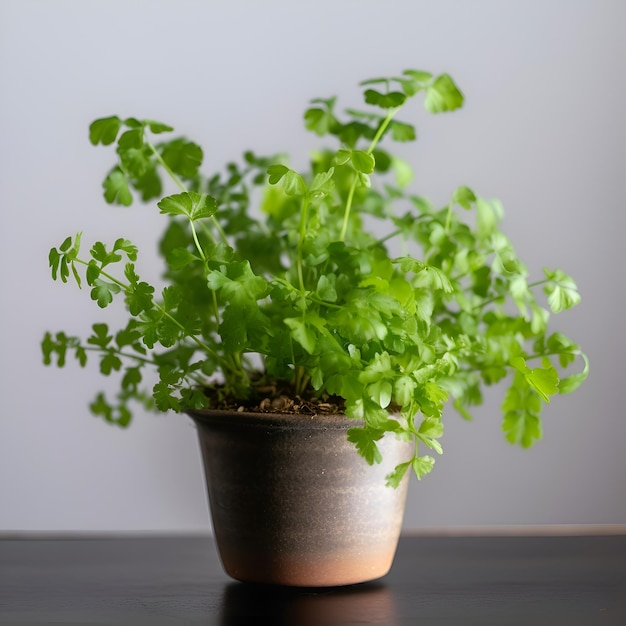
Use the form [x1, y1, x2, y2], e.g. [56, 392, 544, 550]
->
[1, 0, 624, 533]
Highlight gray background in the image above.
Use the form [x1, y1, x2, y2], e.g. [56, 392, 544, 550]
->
[1, 0, 624, 533]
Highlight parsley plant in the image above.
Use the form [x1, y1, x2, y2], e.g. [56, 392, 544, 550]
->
[43, 68, 588, 485]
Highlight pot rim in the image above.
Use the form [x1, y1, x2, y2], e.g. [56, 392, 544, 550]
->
[186, 408, 365, 430]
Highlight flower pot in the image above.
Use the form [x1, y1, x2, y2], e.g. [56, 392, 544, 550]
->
[187, 409, 413, 587]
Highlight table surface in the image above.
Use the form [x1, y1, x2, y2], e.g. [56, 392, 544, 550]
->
[1, 534, 625, 625]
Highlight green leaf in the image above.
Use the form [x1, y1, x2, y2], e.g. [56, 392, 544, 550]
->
[283, 170, 307, 196]
[121, 366, 142, 392]
[543, 268, 581, 313]
[48, 247, 63, 282]
[41, 331, 67, 367]
[386, 461, 411, 488]
[389, 121, 416, 142]
[153, 381, 181, 412]
[49, 233, 82, 284]
[364, 89, 406, 109]
[115, 325, 141, 349]
[367, 380, 393, 408]
[125, 281, 155, 316]
[166, 247, 199, 270]
[284, 317, 317, 354]
[392, 157, 413, 188]
[423, 73, 464, 113]
[117, 128, 143, 150]
[394, 70, 433, 97]
[145, 119, 173, 134]
[162, 285, 183, 311]
[394, 375, 416, 406]
[347, 427, 383, 465]
[351, 150, 376, 174]
[418, 416, 444, 439]
[103, 166, 133, 206]
[100, 351, 122, 375]
[527, 366, 559, 402]
[303, 104, 338, 136]
[179, 387, 210, 410]
[157, 192, 218, 222]
[502, 410, 542, 448]
[219, 304, 249, 352]
[333, 149, 351, 166]
[87, 323, 112, 348]
[511, 356, 559, 403]
[160, 138, 203, 178]
[476, 197, 501, 239]
[316, 274, 337, 302]
[412, 455, 435, 479]
[90, 392, 113, 421]
[266, 165, 306, 196]
[558, 351, 590, 395]
[501, 372, 544, 447]
[452, 185, 476, 209]
[207, 261, 268, 305]
[91, 241, 121, 267]
[267, 164, 289, 184]
[89, 116, 122, 146]
[133, 166, 162, 201]
[114, 238, 138, 261]
[308, 168, 335, 199]
[90, 278, 121, 308]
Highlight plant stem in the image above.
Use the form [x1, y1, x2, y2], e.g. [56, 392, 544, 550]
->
[146, 139, 187, 193]
[367, 109, 397, 155]
[339, 109, 398, 243]
[296, 196, 310, 292]
[82, 345, 157, 367]
[146, 137, 228, 245]
[339, 181, 357, 242]
[189, 221, 207, 262]
[75, 258, 227, 370]
[444, 203, 453, 231]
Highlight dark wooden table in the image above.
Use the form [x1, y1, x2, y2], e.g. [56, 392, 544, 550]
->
[1, 534, 625, 625]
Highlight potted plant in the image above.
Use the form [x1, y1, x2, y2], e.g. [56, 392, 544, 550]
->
[42, 66, 588, 587]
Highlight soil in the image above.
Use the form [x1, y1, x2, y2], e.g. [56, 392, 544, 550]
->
[204, 381, 347, 416]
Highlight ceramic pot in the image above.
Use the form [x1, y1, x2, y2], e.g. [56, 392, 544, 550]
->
[187, 409, 413, 587]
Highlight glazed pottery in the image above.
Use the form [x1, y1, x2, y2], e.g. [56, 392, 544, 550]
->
[187, 409, 413, 587]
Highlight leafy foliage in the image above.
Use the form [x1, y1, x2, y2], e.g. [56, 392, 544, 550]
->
[43, 67, 588, 485]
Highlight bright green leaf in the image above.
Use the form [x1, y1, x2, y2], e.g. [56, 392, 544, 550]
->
[89, 116, 122, 146]
[543, 268, 581, 313]
[160, 139, 203, 178]
[157, 192, 218, 222]
[412, 455, 435, 479]
[423, 74, 464, 113]
[351, 150, 376, 174]
[103, 167, 133, 206]
[386, 461, 411, 488]
[347, 427, 383, 465]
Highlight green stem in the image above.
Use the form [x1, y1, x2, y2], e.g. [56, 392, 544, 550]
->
[370, 227, 405, 248]
[296, 196, 310, 292]
[339, 181, 357, 242]
[146, 138, 228, 245]
[445, 204, 453, 231]
[474, 279, 552, 310]
[75, 259, 126, 289]
[82, 345, 157, 367]
[367, 109, 397, 155]
[75, 258, 227, 370]
[146, 139, 186, 193]
[189, 221, 207, 262]
[339, 108, 399, 243]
